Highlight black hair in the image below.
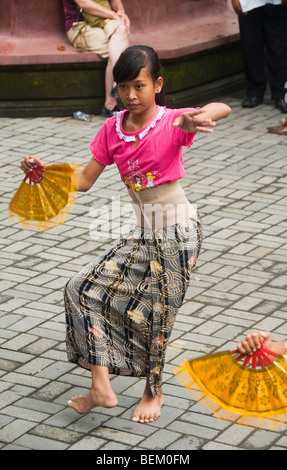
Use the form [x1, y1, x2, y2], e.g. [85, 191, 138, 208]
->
[113, 45, 166, 106]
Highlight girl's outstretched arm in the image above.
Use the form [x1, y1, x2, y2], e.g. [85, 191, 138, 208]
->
[21, 155, 105, 192]
[73, 158, 106, 192]
[199, 102, 232, 123]
[173, 102, 231, 134]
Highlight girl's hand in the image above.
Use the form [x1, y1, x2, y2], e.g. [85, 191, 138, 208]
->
[173, 109, 216, 134]
[117, 10, 130, 29]
[237, 332, 272, 355]
[20, 155, 45, 174]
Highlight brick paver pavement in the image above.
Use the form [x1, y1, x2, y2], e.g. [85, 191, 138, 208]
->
[0, 92, 287, 451]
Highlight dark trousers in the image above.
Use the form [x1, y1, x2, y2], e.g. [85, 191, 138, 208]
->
[239, 4, 287, 100]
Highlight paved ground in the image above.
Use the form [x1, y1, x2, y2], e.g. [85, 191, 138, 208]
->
[0, 91, 287, 451]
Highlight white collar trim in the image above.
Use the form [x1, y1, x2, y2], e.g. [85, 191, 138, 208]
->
[115, 106, 165, 142]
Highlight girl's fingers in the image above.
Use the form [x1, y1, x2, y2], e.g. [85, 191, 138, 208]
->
[188, 108, 206, 116]
[20, 155, 44, 173]
[196, 122, 216, 129]
[20, 160, 32, 172]
[250, 333, 262, 350]
[195, 121, 216, 133]
[237, 339, 252, 355]
[172, 116, 183, 127]
[21, 160, 34, 173]
[27, 155, 43, 166]
[22, 155, 36, 166]
[237, 333, 264, 355]
[195, 127, 214, 133]
[259, 331, 272, 347]
[203, 119, 216, 126]
[173, 113, 216, 131]
[173, 109, 206, 127]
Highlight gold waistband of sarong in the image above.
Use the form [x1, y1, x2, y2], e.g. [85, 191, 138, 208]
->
[127, 181, 198, 229]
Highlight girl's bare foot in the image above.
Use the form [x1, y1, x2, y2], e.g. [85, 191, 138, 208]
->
[67, 387, 118, 414]
[132, 382, 164, 423]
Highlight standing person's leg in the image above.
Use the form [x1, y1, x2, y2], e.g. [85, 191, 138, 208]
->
[262, 4, 287, 112]
[66, 22, 128, 115]
[239, 8, 266, 107]
[107, 23, 129, 67]
[102, 23, 129, 115]
[104, 60, 119, 112]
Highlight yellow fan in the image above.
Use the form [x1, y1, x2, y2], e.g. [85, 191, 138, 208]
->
[8, 163, 80, 231]
[176, 343, 287, 419]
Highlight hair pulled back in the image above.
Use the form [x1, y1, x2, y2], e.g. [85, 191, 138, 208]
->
[113, 45, 166, 106]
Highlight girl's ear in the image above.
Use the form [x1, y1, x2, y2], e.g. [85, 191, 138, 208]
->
[155, 76, 164, 93]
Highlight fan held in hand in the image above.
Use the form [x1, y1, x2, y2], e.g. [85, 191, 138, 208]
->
[176, 343, 287, 419]
[8, 163, 81, 231]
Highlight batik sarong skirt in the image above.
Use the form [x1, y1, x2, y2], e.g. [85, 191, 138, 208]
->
[65, 217, 202, 397]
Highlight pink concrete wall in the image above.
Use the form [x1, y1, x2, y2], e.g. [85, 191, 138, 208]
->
[1, 0, 230, 36]
[0, 0, 64, 36]
[125, 0, 230, 31]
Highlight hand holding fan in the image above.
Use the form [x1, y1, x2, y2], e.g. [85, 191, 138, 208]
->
[176, 342, 287, 419]
[8, 163, 81, 231]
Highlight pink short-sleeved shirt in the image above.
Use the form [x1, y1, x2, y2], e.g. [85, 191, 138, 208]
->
[89, 106, 196, 191]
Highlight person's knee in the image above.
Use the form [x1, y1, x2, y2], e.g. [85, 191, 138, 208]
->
[113, 24, 128, 41]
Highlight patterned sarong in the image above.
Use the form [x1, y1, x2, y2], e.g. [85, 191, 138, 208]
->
[65, 217, 202, 397]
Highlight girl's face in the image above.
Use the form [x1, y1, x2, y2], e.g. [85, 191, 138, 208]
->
[118, 68, 163, 115]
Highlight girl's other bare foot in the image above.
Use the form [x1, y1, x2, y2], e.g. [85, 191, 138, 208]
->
[132, 382, 164, 423]
[67, 387, 118, 414]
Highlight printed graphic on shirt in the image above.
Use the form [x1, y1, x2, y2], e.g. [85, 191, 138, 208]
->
[124, 160, 161, 191]
[146, 172, 156, 188]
